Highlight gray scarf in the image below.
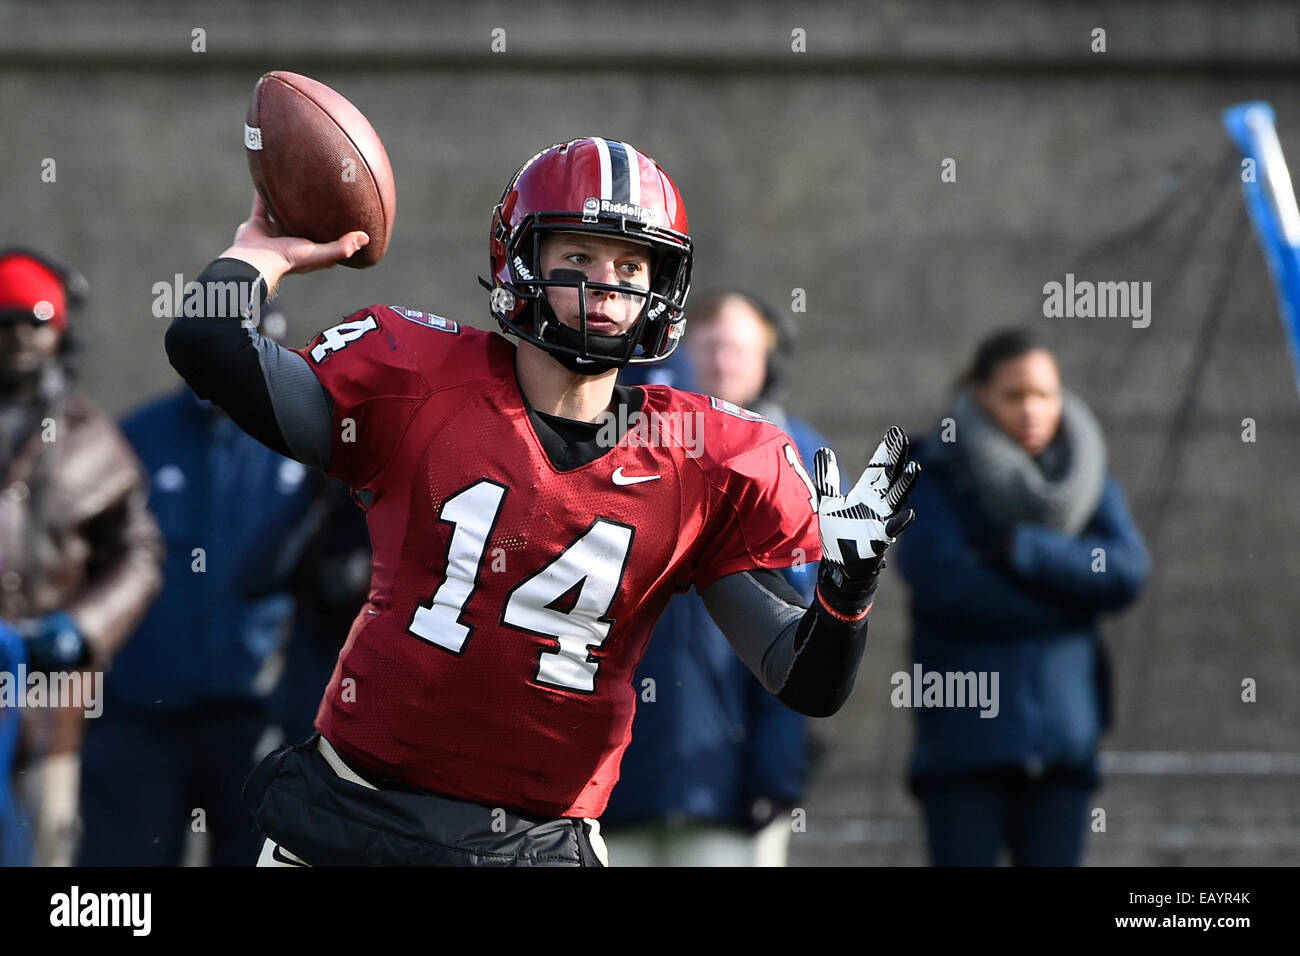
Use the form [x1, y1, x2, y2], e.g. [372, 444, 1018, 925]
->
[943, 387, 1106, 536]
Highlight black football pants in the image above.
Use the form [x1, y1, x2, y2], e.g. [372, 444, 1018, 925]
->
[244, 733, 607, 867]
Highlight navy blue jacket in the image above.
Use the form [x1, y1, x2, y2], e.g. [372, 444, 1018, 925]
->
[895, 436, 1150, 781]
[615, 345, 698, 393]
[601, 414, 825, 831]
[108, 389, 322, 713]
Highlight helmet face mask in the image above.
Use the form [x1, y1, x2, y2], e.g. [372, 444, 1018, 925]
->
[484, 139, 693, 374]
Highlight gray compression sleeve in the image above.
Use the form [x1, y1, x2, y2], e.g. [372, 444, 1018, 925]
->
[700, 566, 874, 717]
[165, 258, 334, 472]
[252, 333, 334, 472]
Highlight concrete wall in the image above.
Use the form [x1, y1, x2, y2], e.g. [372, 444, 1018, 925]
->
[3, 0, 1298, 864]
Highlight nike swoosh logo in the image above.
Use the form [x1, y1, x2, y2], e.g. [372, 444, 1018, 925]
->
[272, 844, 309, 866]
[612, 467, 661, 486]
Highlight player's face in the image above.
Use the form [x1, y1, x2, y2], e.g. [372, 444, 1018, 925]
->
[537, 232, 653, 335]
[687, 296, 771, 407]
[974, 348, 1063, 456]
[0, 318, 60, 390]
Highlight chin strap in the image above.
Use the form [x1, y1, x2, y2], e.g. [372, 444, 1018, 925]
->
[540, 320, 633, 374]
[481, 272, 653, 375]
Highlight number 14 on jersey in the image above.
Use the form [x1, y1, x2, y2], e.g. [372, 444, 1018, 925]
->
[406, 479, 634, 694]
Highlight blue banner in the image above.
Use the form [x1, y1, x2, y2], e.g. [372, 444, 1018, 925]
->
[1223, 102, 1300, 400]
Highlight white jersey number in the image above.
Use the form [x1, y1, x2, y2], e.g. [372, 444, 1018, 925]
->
[406, 480, 633, 694]
[784, 443, 817, 512]
[310, 315, 379, 363]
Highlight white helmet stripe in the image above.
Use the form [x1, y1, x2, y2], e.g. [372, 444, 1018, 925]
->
[592, 137, 613, 200]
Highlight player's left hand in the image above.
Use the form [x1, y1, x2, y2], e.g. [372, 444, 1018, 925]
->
[813, 426, 920, 586]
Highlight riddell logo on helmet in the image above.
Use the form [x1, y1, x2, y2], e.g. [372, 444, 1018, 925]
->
[603, 200, 658, 224]
[583, 197, 659, 225]
[512, 256, 534, 281]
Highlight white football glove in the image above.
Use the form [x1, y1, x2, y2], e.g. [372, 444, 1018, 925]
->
[813, 426, 920, 586]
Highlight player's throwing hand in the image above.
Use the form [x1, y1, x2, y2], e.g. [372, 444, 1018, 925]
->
[222, 193, 370, 290]
[813, 426, 920, 586]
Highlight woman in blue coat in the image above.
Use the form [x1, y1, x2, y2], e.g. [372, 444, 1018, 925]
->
[895, 328, 1149, 866]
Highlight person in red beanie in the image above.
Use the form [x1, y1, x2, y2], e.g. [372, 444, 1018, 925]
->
[0, 248, 163, 866]
[0, 249, 77, 391]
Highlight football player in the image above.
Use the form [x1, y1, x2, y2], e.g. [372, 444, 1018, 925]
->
[165, 137, 919, 867]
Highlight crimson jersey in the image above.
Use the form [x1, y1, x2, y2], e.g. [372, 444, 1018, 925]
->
[292, 305, 821, 818]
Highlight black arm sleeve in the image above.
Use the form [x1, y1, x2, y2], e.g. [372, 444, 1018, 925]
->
[700, 566, 877, 718]
[163, 257, 334, 470]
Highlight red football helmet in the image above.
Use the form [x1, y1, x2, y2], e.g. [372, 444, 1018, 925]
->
[483, 137, 693, 373]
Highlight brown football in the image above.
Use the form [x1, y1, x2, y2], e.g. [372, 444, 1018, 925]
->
[244, 71, 396, 268]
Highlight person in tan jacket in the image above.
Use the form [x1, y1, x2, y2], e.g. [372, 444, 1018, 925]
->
[0, 248, 163, 865]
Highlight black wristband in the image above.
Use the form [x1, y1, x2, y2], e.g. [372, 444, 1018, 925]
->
[816, 562, 879, 618]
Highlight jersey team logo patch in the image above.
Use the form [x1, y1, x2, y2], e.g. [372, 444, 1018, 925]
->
[388, 306, 459, 333]
[708, 396, 769, 422]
